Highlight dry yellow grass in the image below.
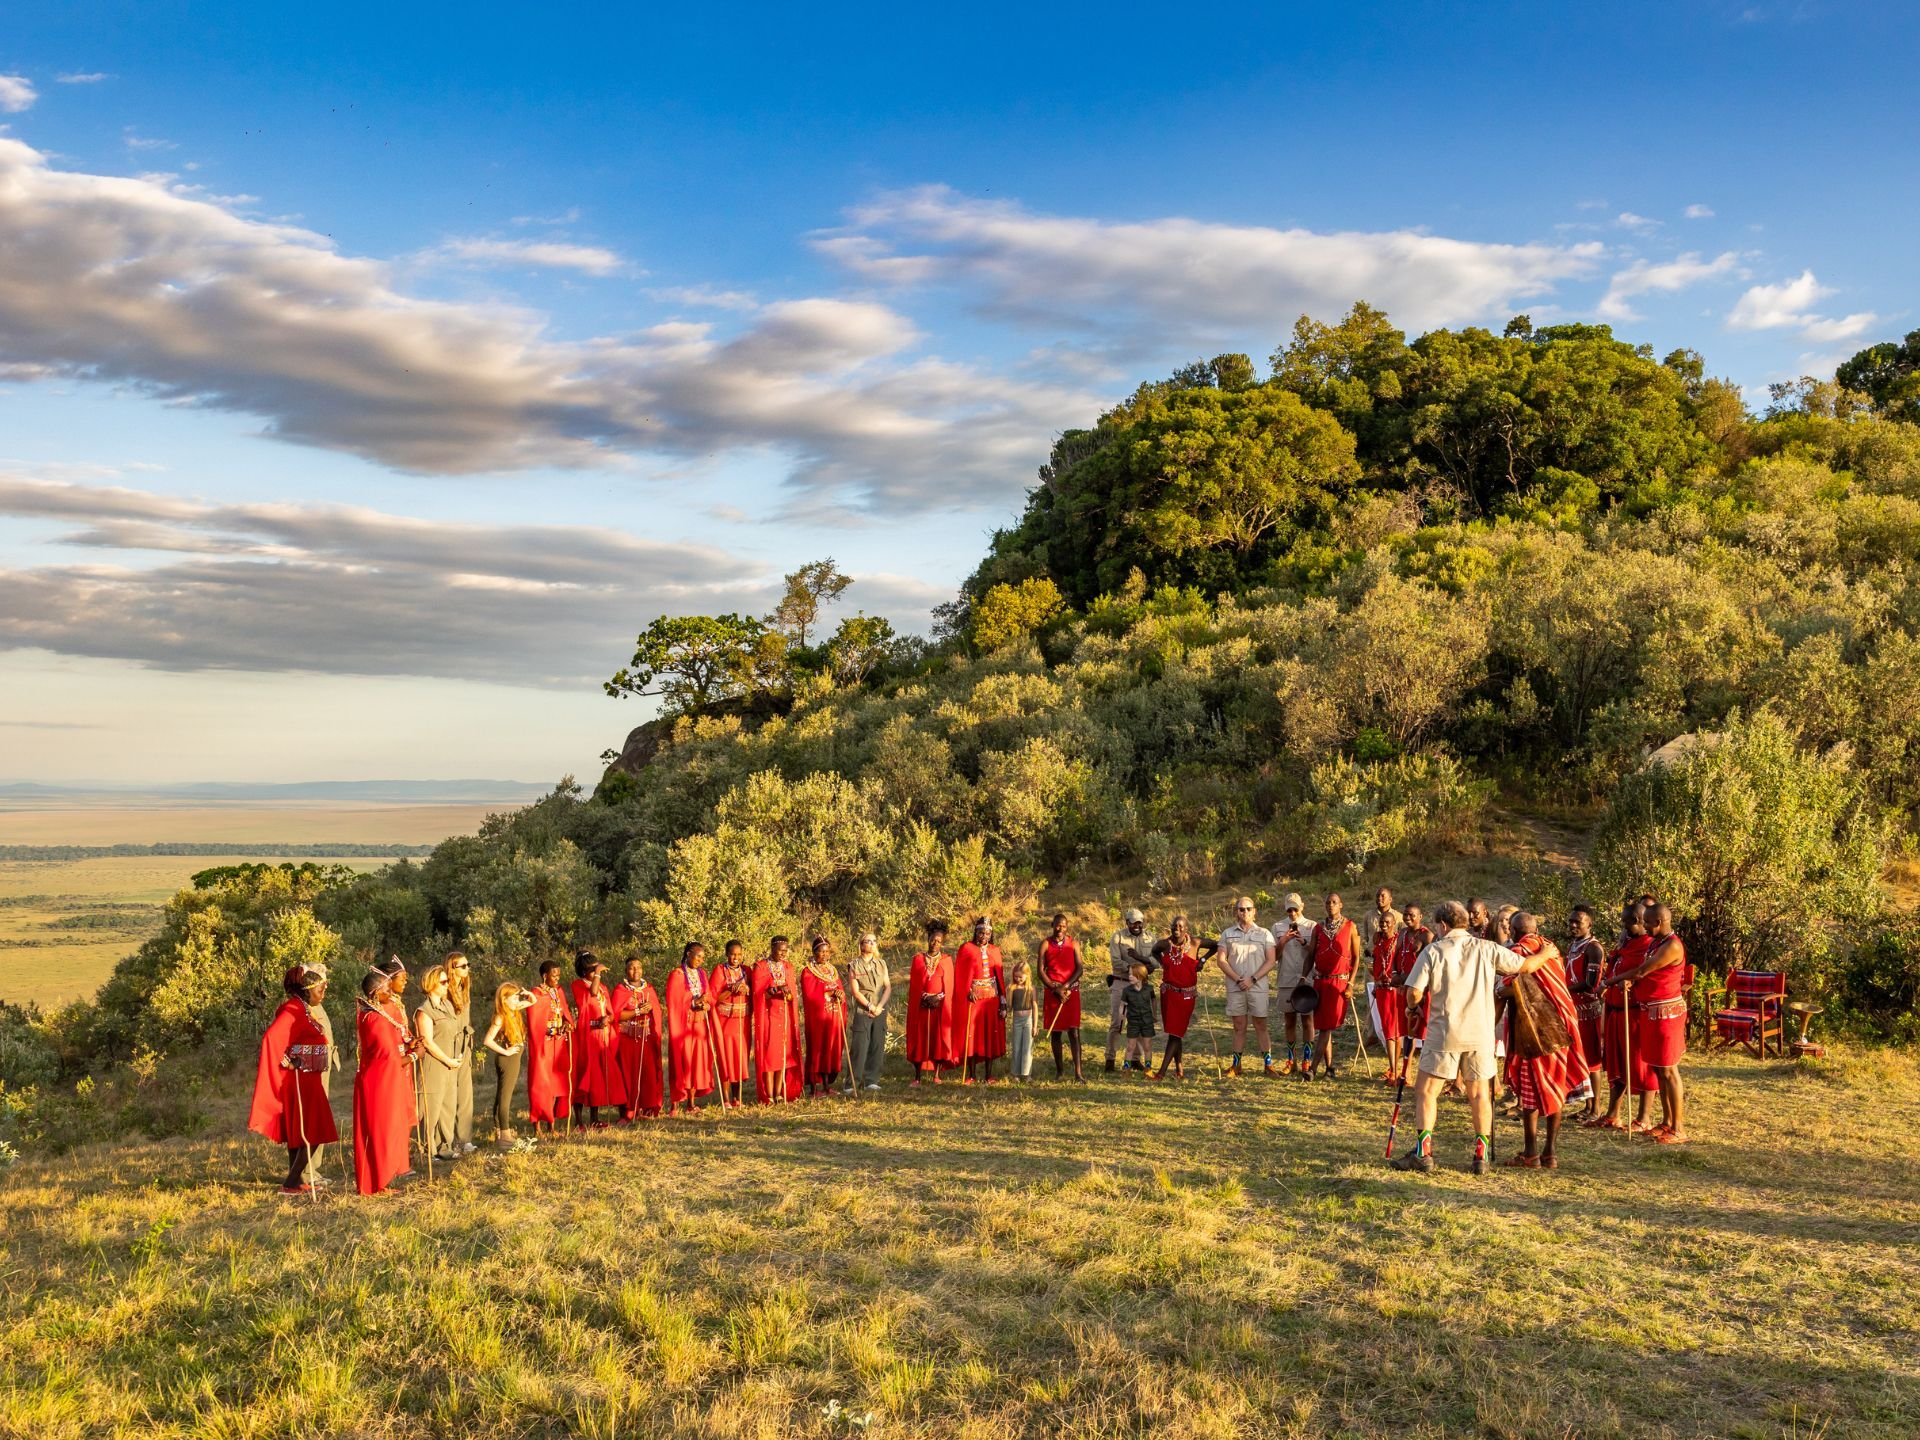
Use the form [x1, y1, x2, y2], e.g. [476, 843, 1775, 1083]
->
[3, 1011, 1915, 1439]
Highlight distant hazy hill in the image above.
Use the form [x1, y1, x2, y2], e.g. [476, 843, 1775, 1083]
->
[0, 779, 550, 805]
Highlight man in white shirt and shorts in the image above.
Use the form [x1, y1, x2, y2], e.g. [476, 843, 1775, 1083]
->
[1214, 897, 1276, 1077]
[1271, 894, 1315, 1074]
[1393, 899, 1553, 1175]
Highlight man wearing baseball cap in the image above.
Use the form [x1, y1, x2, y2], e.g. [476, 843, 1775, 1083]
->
[1105, 907, 1158, 1073]
[1273, 894, 1315, 1074]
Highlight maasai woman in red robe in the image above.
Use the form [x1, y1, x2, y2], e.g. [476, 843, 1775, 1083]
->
[352, 967, 417, 1195]
[664, 941, 719, 1114]
[1616, 903, 1690, 1145]
[905, 920, 955, 1084]
[249, 964, 340, 1195]
[800, 936, 849, 1097]
[1150, 916, 1216, 1080]
[708, 940, 753, 1107]
[525, 959, 575, 1136]
[569, 952, 626, 1128]
[751, 936, 804, 1104]
[1502, 916, 1588, 1168]
[1394, 907, 1434, 1060]
[1038, 912, 1086, 1081]
[951, 918, 1007, 1084]
[612, 956, 664, 1120]
[1369, 911, 1408, 1087]
[1591, 902, 1657, 1131]
[1306, 896, 1361, 1079]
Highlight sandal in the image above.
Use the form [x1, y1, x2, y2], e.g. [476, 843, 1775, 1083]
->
[1649, 1129, 1688, 1145]
[1503, 1154, 1540, 1168]
[1540, 1154, 1559, 1169]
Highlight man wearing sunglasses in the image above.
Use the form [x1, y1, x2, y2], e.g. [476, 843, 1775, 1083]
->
[1214, 896, 1277, 1076]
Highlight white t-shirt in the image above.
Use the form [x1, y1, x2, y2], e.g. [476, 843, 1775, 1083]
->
[1217, 923, 1276, 983]
[1404, 927, 1526, 1055]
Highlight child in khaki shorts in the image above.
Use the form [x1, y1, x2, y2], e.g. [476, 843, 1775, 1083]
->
[1120, 962, 1158, 1072]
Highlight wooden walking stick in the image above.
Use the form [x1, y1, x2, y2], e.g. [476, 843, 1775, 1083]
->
[564, 1021, 574, 1138]
[1349, 988, 1373, 1077]
[1194, 974, 1225, 1079]
[290, 1060, 317, 1205]
[703, 1005, 729, 1117]
[1621, 978, 1633, 1141]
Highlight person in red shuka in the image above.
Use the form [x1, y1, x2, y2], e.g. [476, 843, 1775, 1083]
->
[799, 935, 849, 1097]
[352, 967, 418, 1195]
[525, 959, 575, 1137]
[905, 920, 955, 1084]
[249, 964, 340, 1195]
[1562, 904, 1607, 1121]
[1590, 901, 1657, 1132]
[1609, 902, 1691, 1144]
[708, 939, 753, 1107]
[1305, 894, 1363, 1080]
[1368, 909, 1408, 1088]
[612, 956, 665, 1121]
[752, 936, 804, 1104]
[951, 917, 1008, 1085]
[1501, 913, 1590, 1168]
[1150, 915, 1217, 1080]
[1394, 905, 1434, 1070]
[664, 941, 720, 1114]
[569, 952, 626, 1129]
[1038, 912, 1086, 1081]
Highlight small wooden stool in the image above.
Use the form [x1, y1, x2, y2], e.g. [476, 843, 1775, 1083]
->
[1788, 1001, 1825, 1059]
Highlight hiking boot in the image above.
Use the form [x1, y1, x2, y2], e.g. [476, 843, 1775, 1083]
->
[1262, 1059, 1276, 1077]
[1278, 1057, 1296, 1075]
[1227, 1057, 1242, 1077]
[1392, 1149, 1434, 1173]
[1105, 1056, 1116, 1074]
[1471, 1151, 1489, 1176]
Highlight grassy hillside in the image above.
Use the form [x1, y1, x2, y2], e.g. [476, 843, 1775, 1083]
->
[4, 1032, 1914, 1440]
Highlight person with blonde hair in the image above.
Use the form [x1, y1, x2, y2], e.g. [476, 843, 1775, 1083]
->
[482, 980, 537, 1145]
[441, 951, 477, 1155]
[846, 931, 892, 1093]
[412, 963, 463, 1164]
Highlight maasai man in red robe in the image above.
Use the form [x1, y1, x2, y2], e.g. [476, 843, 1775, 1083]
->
[1590, 901, 1656, 1131]
[612, 956, 664, 1121]
[1394, 906, 1434, 1061]
[951, 917, 1007, 1084]
[1612, 902, 1691, 1144]
[905, 920, 955, 1084]
[1306, 894, 1362, 1079]
[664, 942, 720, 1114]
[752, 936, 804, 1104]
[1038, 912, 1085, 1081]
[1563, 904, 1606, 1120]
[708, 940, 754, 1107]
[799, 936, 849, 1097]
[570, 951, 626, 1128]
[1150, 915, 1217, 1080]
[249, 964, 340, 1195]
[1501, 913, 1589, 1167]
[352, 967, 417, 1195]
[525, 959, 575, 1136]
[1368, 909, 1408, 1087]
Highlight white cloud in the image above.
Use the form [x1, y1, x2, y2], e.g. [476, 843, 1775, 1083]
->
[427, 236, 630, 277]
[0, 138, 1093, 512]
[1596, 250, 1741, 321]
[122, 129, 177, 151]
[55, 72, 111, 85]
[816, 185, 1604, 342]
[1684, 203, 1715, 220]
[648, 284, 760, 311]
[1727, 269, 1876, 343]
[0, 76, 37, 113]
[1616, 211, 1660, 233]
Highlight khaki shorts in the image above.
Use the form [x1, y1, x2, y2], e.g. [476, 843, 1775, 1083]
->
[1274, 949, 1308, 992]
[1419, 1046, 1494, 1083]
[1224, 979, 1268, 1019]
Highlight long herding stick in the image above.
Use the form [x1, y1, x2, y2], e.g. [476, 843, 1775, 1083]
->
[703, 1004, 729, 1117]
[1621, 978, 1633, 1141]
[289, 1060, 316, 1205]
[1349, 984, 1373, 1076]
[1195, 973, 1225, 1079]
[1383, 1035, 1413, 1159]
[564, 1018, 574, 1138]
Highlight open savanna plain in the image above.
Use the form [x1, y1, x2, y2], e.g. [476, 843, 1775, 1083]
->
[0, 804, 508, 1008]
[3, 1017, 1914, 1440]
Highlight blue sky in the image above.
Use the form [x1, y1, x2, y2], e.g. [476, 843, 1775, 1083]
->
[0, 1, 1912, 784]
